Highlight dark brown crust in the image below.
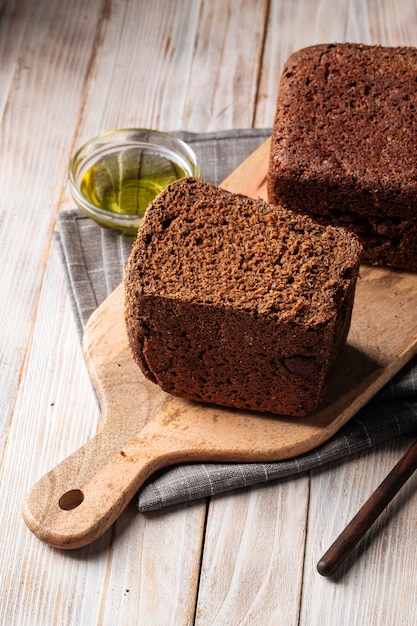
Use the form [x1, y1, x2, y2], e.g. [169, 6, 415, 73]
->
[125, 178, 361, 416]
[267, 43, 417, 271]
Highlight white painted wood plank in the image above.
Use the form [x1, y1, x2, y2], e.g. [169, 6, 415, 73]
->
[0, 0, 103, 440]
[195, 478, 309, 625]
[0, 0, 28, 118]
[74, 0, 203, 142]
[179, 0, 269, 131]
[346, 0, 417, 45]
[73, 0, 270, 143]
[99, 501, 206, 626]
[0, 244, 107, 626]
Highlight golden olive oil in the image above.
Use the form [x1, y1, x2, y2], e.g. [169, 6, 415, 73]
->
[80, 147, 189, 217]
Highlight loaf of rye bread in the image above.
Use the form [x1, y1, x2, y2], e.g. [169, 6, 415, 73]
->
[267, 43, 417, 271]
[124, 178, 362, 417]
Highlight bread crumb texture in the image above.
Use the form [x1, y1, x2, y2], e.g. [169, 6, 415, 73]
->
[129, 178, 359, 324]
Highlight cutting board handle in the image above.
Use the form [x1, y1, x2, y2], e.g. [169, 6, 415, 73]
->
[22, 409, 188, 549]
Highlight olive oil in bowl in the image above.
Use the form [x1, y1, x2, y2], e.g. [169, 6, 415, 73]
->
[80, 148, 189, 217]
[69, 129, 201, 235]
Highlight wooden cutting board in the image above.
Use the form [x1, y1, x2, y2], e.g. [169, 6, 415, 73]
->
[23, 138, 417, 549]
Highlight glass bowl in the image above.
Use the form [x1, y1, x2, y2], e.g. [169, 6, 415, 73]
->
[69, 128, 201, 236]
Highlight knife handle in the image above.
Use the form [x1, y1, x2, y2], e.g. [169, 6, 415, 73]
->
[317, 438, 417, 577]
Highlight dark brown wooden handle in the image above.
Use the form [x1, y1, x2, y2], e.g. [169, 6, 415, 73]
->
[317, 438, 417, 577]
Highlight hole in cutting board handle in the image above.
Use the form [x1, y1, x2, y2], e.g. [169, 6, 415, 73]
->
[59, 489, 84, 510]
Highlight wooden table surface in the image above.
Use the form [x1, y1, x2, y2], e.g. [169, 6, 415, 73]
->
[2, 1, 417, 624]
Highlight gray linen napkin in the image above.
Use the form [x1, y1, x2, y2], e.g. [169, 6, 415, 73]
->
[55, 128, 417, 512]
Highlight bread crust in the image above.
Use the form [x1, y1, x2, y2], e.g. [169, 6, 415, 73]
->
[268, 43, 417, 271]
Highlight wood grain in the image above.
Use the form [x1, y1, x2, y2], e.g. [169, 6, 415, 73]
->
[195, 479, 308, 624]
[0, 0, 104, 443]
[23, 139, 417, 549]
